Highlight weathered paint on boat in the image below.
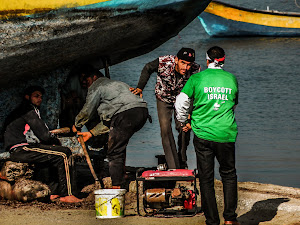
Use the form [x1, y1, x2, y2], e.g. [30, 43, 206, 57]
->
[198, 1, 300, 37]
[0, 0, 212, 89]
[0, 0, 109, 18]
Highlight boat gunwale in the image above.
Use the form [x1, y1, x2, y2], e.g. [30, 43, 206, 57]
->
[212, 0, 300, 17]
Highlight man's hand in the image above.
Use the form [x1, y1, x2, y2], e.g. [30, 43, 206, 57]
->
[77, 132, 92, 142]
[72, 125, 78, 133]
[129, 87, 143, 98]
[182, 123, 192, 132]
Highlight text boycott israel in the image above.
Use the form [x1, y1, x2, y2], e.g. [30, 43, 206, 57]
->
[204, 87, 232, 100]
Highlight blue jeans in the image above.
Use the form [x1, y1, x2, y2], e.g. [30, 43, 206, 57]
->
[193, 136, 238, 225]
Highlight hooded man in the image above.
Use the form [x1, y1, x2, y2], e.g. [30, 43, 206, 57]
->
[4, 86, 82, 203]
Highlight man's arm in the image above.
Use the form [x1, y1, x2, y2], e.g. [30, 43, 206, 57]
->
[130, 58, 159, 97]
[89, 121, 110, 136]
[74, 85, 111, 142]
[74, 86, 101, 130]
[233, 80, 239, 111]
[76, 121, 110, 142]
[175, 92, 191, 123]
[175, 93, 193, 133]
[24, 110, 59, 144]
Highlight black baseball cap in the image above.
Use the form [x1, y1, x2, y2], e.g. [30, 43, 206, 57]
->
[177, 47, 195, 62]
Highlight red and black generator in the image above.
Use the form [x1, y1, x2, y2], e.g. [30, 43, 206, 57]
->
[136, 168, 200, 217]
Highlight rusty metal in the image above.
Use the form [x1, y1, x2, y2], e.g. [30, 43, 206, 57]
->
[144, 188, 166, 203]
[171, 188, 182, 198]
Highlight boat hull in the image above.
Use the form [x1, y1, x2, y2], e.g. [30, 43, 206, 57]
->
[0, 0, 212, 89]
[198, 1, 300, 37]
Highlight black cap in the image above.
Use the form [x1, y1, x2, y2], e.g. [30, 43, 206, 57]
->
[24, 85, 45, 96]
[177, 47, 195, 62]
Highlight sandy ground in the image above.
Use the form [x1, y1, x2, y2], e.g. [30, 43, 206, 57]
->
[1, 179, 300, 225]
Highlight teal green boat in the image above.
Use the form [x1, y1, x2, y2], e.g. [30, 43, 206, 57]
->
[198, 1, 300, 37]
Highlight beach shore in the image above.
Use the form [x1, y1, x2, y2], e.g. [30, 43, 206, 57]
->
[1, 179, 300, 225]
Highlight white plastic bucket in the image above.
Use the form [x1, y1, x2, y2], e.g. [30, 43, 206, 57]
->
[94, 189, 126, 219]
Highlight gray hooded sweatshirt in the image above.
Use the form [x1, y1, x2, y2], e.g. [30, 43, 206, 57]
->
[75, 77, 147, 136]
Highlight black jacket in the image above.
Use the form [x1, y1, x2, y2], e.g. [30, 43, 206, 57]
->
[4, 100, 59, 151]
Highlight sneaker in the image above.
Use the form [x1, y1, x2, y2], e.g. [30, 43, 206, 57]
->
[60, 195, 83, 203]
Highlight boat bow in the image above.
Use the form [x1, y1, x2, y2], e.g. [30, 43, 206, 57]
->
[0, 0, 211, 88]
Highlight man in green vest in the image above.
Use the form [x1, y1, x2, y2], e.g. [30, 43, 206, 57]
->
[175, 46, 239, 225]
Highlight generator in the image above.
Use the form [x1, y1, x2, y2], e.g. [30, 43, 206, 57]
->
[136, 168, 200, 217]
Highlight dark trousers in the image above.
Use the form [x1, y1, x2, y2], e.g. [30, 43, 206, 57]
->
[157, 99, 190, 169]
[107, 107, 148, 186]
[193, 136, 238, 225]
[10, 144, 73, 197]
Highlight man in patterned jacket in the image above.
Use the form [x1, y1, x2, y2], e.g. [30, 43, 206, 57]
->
[130, 48, 200, 169]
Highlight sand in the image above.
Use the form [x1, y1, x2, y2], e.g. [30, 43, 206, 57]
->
[1, 179, 300, 225]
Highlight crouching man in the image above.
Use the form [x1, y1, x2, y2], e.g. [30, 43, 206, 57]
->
[73, 72, 148, 189]
[4, 86, 82, 203]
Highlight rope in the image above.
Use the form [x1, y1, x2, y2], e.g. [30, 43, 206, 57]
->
[295, 0, 300, 8]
